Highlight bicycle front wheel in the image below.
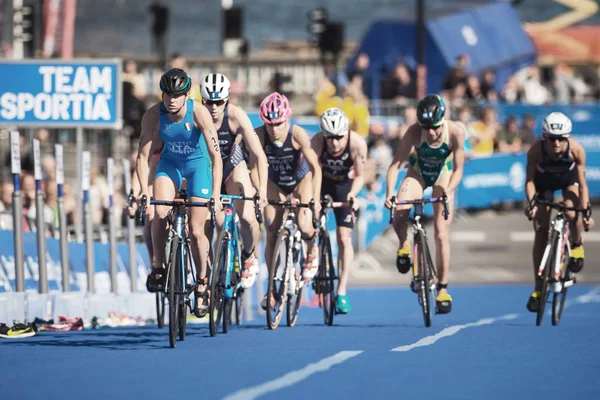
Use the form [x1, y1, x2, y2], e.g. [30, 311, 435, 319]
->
[235, 287, 244, 326]
[552, 241, 570, 326]
[210, 231, 229, 337]
[417, 233, 432, 327]
[537, 231, 557, 326]
[317, 232, 336, 326]
[178, 243, 189, 341]
[286, 239, 303, 328]
[155, 292, 165, 329]
[267, 230, 289, 330]
[168, 236, 181, 348]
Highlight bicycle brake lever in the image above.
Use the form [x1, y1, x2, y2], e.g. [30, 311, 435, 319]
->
[389, 196, 396, 225]
[139, 195, 147, 226]
[209, 197, 216, 229]
[253, 193, 263, 224]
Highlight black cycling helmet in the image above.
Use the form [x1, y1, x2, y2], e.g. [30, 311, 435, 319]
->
[417, 94, 446, 128]
[159, 68, 191, 95]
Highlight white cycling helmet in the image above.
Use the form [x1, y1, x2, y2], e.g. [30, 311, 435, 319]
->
[320, 107, 349, 137]
[200, 73, 231, 101]
[542, 112, 572, 137]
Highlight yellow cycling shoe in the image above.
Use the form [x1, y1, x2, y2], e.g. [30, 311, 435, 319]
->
[526, 290, 541, 313]
[569, 245, 584, 273]
[436, 291, 452, 314]
[396, 246, 411, 274]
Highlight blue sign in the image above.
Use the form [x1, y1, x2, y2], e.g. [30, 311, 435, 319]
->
[0, 59, 122, 128]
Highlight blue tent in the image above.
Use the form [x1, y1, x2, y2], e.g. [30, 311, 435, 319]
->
[347, 1, 536, 101]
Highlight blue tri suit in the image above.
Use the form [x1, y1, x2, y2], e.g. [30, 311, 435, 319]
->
[155, 99, 213, 198]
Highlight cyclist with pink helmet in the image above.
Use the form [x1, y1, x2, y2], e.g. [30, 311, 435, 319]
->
[254, 92, 322, 309]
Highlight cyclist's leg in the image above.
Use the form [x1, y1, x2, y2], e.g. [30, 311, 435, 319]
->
[149, 160, 180, 292]
[226, 161, 260, 287]
[264, 179, 285, 276]
[563, 184, 584, 272]
[432, 173, 454, 313]
[394, 167, 424, 273]
[186, 164, 213, 317]
[294, 172, 319, 280]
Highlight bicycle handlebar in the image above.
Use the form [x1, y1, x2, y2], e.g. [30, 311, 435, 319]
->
[388, 194, 449, 225]
[221, 193, 263, 225]
[527, 194, 591, 231]
[139, 196, 217, 228]
[127, 190, 136, 220]
[268, 198, 318, 229]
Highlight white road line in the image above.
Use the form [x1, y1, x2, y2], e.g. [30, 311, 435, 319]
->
[451, 231, 487, 242]
[510, 231, 600, 242]
[223, 350, 364, 400]
[556, 285, 600, 313]
[390, 314, 519, 352]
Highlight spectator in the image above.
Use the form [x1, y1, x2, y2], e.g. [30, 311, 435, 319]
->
[380, 62, 415, 104]
[21, 173, 36, 213]
[27, 181, 58, 233]
[0, 181, 14, 229]
[347, 52, 372, 98]
[496, 116, 523, 153]
[444, 54, 469, 91]
[519, 114, 537, 151]
[500, 76, 521, 104]
[122, 60, 147, 100]
[367, 123, 393, 179]
[465, 74, 485, 104]
[480, 70, 498, 102]
[468, 107, 500, 157]
[520, 65, 552, 105]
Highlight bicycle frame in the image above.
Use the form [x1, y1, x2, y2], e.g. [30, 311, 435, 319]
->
[220, 195, 243, 300]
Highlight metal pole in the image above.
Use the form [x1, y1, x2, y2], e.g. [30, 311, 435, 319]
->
[81, 151, 94, 293]
[12, 0, 24, 60]
[55, 144, 69, 291]
[10, 131, 25, 292]
[416, 0, 427, 99]
[107, 158, 117, 294]
[32, 138, 48, 294]
[75, 127, 84, 241]
[123, 159, 137, 292]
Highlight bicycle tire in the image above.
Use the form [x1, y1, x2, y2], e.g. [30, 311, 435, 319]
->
[168, 236, 181, 348]
[156, 292, 165, 329]
[210, 230, 229, 337]
[537, 231, 557, 326]
[178, 244, 189, 341]
[418, 233, 432, 327]
[267, 230, 289, 330]
[318, 232, 336, 326]
[235, 288, 244, 326]
[423, 237, 437, 316]
[223, 298, 232, 333]
[552, 241, 570, 326]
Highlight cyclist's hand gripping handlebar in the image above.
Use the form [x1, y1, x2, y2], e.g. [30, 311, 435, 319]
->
[253, 193, 263, 225]
[138, 195, 147, 225]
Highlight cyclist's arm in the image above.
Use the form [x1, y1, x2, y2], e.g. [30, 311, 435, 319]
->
[574, 141, 590, 209]
[194, 102, 222, 199]
[231, 106, 268, 197]
[525, 142, 540, 203]
[386, 124, 418, 200]
[136, 106, 160, 199]
[447, 121, 465, 194]
[310, 132, 324, 157]
[294, 126, 322, 201]
[349, 131, 368, 199]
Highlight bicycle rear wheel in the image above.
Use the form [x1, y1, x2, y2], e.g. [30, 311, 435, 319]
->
[155, 292, 165, 329]
[316, 232, 335, 326]
[552, 241, 570, 326]
[267, 230, 289, 330]
[210, 231, 229, 337]
[168, 237, 181, 348]
[537, 232, 557, 326]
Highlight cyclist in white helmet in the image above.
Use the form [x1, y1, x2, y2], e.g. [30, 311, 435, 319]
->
[310, 107, 368, 314]
[525, 111, 594, 312]
[200, 72, 268, 289]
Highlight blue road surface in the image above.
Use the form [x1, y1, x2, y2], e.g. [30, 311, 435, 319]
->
[2, 285, 600, 400]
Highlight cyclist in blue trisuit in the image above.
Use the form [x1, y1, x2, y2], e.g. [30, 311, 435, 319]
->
[524, 112, 594, 312]
[136, 68, 223, 318]
[199, 73, 269, 289]
[385, 95, 465, 314]
[310, 108, 368, 314]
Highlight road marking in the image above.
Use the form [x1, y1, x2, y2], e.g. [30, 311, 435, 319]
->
[554, 285, 600, 314]
[390, 314, 519, 352]
[223, 350, 364, 400]
[510, 232, 600, 242]
[451, 231, 487, 242]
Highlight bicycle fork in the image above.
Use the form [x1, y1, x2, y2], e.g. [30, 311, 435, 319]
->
[538, 217, 573, 293]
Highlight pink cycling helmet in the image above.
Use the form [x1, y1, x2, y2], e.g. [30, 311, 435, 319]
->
[259, 92, 292, 124]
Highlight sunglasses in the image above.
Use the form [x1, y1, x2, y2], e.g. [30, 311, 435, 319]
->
[205, 99, 226, 106]
[544, 135, 567, 143]
[325, 135, 344, 142]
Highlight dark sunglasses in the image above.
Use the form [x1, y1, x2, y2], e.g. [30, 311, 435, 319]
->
[544, 135, 567, 143]
[205, 99, 226, 106]
[325, 135, 344, 141]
